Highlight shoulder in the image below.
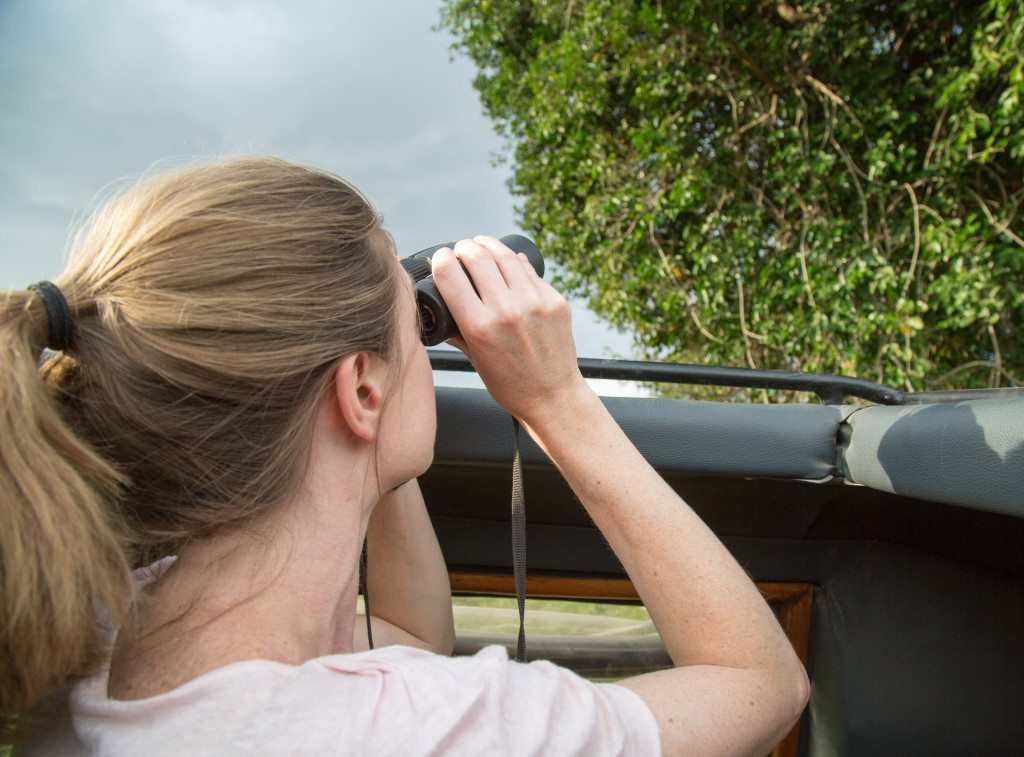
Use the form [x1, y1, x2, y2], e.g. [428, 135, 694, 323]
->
[311, 645, 661, 756]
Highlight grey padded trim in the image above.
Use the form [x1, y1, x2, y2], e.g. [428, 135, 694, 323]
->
[840, 398, 1024, 516]
[434, 386, 844, 481]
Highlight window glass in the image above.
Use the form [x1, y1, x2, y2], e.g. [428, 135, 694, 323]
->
[452, 596, 671, 681]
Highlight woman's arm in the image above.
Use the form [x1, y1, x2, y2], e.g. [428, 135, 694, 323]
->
[352, 479, 455, 654]
[431, 236, 809, 756]
[528, 391, 810, 756]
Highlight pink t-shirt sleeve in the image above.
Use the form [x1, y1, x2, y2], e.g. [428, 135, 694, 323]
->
[325, 645, 661, 756]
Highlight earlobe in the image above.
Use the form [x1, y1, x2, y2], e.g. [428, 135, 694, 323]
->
[334, 352, 385, 444]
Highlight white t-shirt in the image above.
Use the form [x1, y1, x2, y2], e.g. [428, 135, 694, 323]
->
[26, 560, 662, 756]
[28, 644, 660, 756]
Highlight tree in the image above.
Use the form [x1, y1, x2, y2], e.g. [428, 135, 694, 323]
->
[440, 0, 1024, 396]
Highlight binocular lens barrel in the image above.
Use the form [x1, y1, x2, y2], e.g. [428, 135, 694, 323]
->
[400, 235, 544, 346]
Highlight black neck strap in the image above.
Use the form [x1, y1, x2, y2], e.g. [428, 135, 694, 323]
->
[511, 416, 528, 663]
[360, 537, 374, 649]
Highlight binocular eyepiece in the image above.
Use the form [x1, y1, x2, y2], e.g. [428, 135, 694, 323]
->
[400, 235, 545, 346]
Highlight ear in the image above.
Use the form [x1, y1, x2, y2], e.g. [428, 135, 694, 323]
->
[332, 352, 386, 445]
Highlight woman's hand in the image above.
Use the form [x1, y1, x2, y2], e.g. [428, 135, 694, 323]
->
[431, 236, 591, 427]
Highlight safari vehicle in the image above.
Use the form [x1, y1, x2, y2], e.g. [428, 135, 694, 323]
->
[424, 351, 1023, 756]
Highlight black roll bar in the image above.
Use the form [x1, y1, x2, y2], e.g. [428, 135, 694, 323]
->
[427, 349, 1024, 405]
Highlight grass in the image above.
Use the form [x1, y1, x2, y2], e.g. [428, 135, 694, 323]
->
[452, 596, 650, 620]
[452, 596, 656, 637]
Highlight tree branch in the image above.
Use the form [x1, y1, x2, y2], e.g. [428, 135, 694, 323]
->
[967, 188, 1024, 248]
[804, 74, 863, 128]
[932, 359, 1021, 388]
[647, 215, 723, 344]
[901, 183, 922, 299]
[829, 135, 870, 244]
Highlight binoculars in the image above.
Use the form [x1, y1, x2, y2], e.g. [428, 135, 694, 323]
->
[400, 235, 545, 345]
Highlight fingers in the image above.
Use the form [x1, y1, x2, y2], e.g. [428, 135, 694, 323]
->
[518, 252, 543, 282]
[430, 247, 488, 327]
[452, 238, 510, 302]
[431, 236, 542, 329]
[447, 236, 539, 303]
[473, 236, 538, 294]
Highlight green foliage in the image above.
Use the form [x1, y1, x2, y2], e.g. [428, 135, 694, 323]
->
[441, 0, 1024, 396]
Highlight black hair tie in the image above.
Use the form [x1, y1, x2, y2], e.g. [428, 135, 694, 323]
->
[27, 281, 74, 351]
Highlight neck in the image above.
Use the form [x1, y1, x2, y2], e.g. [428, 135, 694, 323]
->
[109, 435, 378, 699]
[173, 486, 369, 658]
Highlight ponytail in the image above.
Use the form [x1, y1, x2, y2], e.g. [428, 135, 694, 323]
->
[0, 289, 131, 727]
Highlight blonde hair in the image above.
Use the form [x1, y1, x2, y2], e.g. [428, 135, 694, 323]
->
[0, 156, 404, 724]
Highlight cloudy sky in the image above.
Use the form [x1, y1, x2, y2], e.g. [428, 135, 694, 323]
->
[0, 0, 643, 392]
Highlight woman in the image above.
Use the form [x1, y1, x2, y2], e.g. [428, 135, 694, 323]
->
[1, 157, 807, 755]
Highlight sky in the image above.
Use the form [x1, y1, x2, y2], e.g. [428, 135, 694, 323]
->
[0, 0, 644, 393]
